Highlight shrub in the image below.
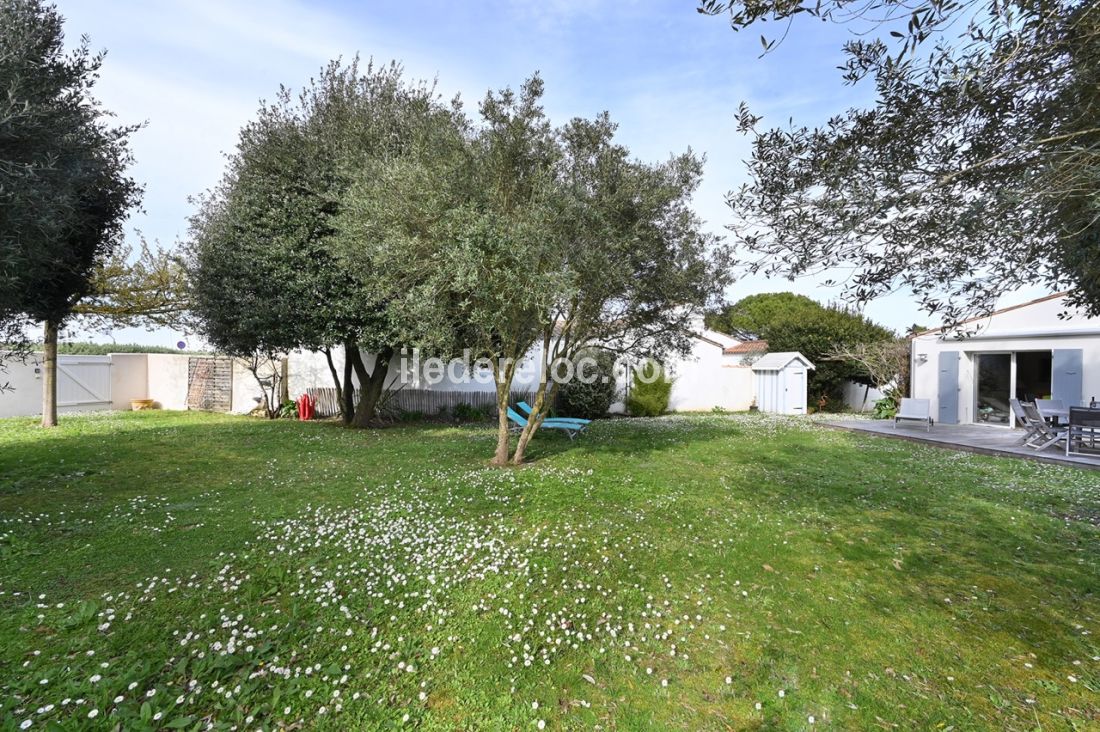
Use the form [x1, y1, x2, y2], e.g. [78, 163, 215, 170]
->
[556, 348, 618, 419]
[627, 360, 672, 417]
[872, 395, 899, 419]
[453, 402, 490, 422]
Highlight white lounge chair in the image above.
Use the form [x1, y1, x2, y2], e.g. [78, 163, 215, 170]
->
[894, 398, 933, 432]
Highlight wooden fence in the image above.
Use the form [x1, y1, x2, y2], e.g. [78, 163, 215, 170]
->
[304, 387, 532, 418]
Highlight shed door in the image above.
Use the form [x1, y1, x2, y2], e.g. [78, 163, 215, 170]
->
[937, 351, 959, 424]
[1052, 349, 1083, 406]
[786, 368, 806, 414]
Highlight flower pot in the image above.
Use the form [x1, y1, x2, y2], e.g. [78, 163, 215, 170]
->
[131, 399, 155, 411]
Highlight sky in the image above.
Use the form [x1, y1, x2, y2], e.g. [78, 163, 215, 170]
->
[53, 0, 1045, 347]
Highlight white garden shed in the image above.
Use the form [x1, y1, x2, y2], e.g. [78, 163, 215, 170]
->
[751, 352, 815, 415]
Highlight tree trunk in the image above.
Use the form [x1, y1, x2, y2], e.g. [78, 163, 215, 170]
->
[493, 381, 512, 466]
[342, 341, 356, 424]
[350, 346, 394, 428]
[322, 347, 348, 423]
[41, 319, 58, 428]
[278, 357, 290, 404]
[511, 379, 551, 465]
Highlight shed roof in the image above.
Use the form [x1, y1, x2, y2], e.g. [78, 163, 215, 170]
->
[750, 351, 815, 371]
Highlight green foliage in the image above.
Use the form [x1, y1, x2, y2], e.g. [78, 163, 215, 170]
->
[0, 0, 142, 329]
[872, 396, 898, 420]
[708, 292, 894, 408]
[556, 348, 618, 419]
[452, 402, 490, 423]
[74, 240, 191, 331]
[627, 361, 673, 417]
[348, 74, 731, 462]
[703, 0, 1100, 321]
[186, 59, 456, 426]
[276, 399, 298, 419]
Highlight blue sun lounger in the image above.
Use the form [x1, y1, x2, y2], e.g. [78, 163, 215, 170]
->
[506, 407, 588, 440]
[516, 401, 591, 426]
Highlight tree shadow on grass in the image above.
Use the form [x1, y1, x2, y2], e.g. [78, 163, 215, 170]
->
[709, 435, 1100, 661]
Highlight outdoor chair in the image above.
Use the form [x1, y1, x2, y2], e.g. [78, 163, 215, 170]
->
[1021, 402, 1067, 451]
[1066, 407, 1100, 456]
[517, 400, 591, 426]
[894, 398, 933, 432]
[1009, 398, 1042, 445]
[506, 407, 588, 440]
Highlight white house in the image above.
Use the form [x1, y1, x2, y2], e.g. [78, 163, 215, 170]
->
[654, 319, 759, 411]
[910, 292, 1100, 426]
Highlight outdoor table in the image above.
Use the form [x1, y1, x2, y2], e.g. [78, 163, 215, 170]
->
[1044, 408, 1070, 424]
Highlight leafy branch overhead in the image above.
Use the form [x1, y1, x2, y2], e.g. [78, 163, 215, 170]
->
[74, 241, 192, 331]
[701, 0, 1100, 323]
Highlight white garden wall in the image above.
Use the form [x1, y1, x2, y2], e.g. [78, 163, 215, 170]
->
[145, 354, 190, 411]
[841, 381, 886, 412]
[0, 353, 45, 418]
[110, 353, 148, 410]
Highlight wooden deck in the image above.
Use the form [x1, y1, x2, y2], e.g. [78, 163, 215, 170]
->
[823, 419, 1100, 471]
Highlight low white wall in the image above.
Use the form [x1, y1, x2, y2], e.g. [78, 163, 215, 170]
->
[841, 381, 885, 412]
[231, 358, 278, 414]
[667, 343, 754, 412]
[0, 353, 44, 418]
[146, 354, 190, 411]
[110, 353, 149, 410]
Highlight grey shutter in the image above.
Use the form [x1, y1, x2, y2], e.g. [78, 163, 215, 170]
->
[937, 351, 959, 424]
[1052, 349, 1083, 406]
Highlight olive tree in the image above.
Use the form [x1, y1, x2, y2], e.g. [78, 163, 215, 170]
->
[352, 75, 731, 464]
[699, 0, 1100, 323]
[0, 0, 143, 426]
[187, 60, 449, 425]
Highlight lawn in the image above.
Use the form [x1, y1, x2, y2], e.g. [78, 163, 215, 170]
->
[0, 411, 1097, 731]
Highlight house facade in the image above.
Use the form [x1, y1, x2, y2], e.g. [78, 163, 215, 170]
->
[910, 292, 1100, 427]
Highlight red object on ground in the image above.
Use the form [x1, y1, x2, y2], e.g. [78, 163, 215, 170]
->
[297, 393, 315, 421]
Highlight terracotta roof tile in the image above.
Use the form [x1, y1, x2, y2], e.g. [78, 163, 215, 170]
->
[723, 340, 768, 355]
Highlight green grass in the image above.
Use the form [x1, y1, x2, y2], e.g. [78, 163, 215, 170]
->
[0, 411, 1097, 731]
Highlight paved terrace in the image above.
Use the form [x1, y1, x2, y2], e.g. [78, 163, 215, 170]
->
[823, 420, 1100, 471]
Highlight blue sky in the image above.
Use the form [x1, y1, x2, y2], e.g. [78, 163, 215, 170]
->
[54, 0, 1036, 346]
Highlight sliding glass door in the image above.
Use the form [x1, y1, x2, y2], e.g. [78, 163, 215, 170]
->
[975, 353, 1011, 424]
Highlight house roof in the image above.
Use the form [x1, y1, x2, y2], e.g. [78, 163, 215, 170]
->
[723, 340, 769, 355]
[750, 351, 815, 371]
[691, 328, 740, 350]
[913, 291, 1071, 337]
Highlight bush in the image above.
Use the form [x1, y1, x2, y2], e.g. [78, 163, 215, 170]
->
[626, 360, 672, 417]
[556, 348, 618, 419]
[872, 395, 899, 419]
[453, 402, 490, 422]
